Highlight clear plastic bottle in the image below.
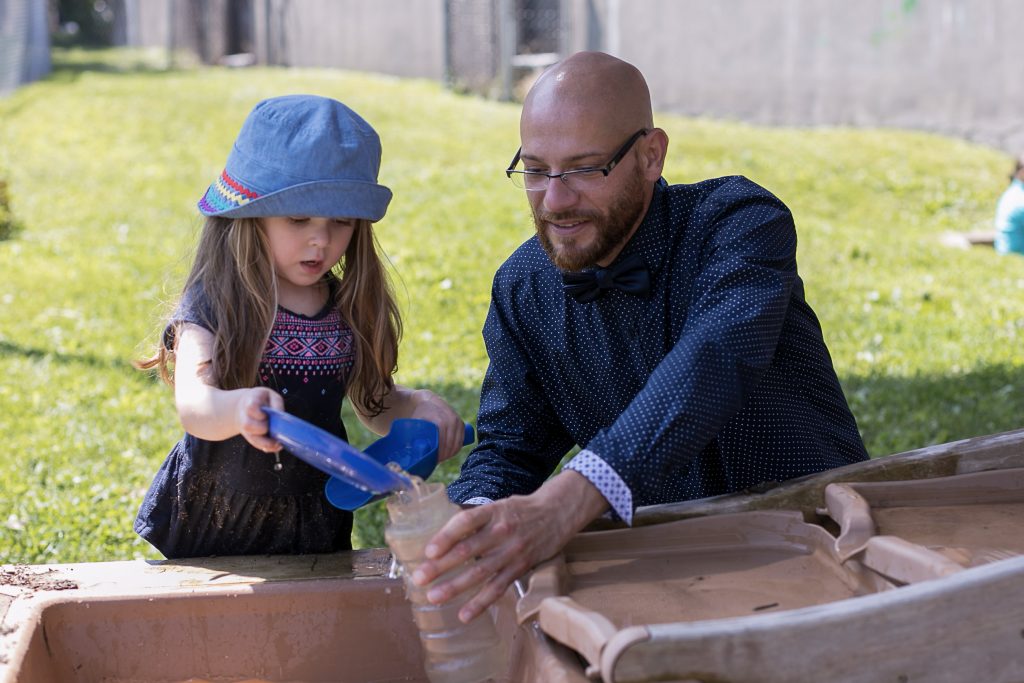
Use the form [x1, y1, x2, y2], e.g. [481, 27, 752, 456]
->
[385, 481, 505, 683]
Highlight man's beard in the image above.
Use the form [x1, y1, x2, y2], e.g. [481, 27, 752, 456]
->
[534, 169, 646, 272]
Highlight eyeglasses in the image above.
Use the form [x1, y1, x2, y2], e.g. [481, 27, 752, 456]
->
[506, 129, 649, 192]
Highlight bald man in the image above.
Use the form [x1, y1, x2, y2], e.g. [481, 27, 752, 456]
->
[412, 52, 868, 622]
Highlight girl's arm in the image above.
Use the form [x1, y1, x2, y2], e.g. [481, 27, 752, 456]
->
[354, 386, 464, 462]
[174, 323, 284, 452]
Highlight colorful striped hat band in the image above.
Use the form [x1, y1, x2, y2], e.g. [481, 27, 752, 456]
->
[197, 95, 392, 221]
[198, 170, 260, 215]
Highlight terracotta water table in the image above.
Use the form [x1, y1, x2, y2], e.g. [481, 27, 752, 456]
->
[3, 428, 1024, 683]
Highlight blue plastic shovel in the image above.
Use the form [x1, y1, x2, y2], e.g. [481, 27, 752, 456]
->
[263, 407, 474, 510]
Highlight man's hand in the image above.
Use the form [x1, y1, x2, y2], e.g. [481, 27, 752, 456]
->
[410, 470, 609, 623]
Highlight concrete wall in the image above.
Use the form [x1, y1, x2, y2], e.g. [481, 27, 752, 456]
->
[115, 0, 1024, 153]
[0, 0, 50, 96]
[123, 0, 235, 64]
[447, 0, 502, 95]
[603, 0, 1024, 153]
[121, 0, 446, 79]
[255, 0, 446, 79]
[122, 0, 169, 48]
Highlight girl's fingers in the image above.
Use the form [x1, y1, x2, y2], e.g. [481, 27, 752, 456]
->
[267, 390, 285, 410]
[241, 411, 268, 435]
[440, 424, 461, 461]
[244, 433, 282, 452]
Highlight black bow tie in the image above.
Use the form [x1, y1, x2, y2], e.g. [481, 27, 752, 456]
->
[561, 253, 651, 304]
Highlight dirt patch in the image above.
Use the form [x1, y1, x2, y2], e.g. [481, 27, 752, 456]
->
[0, 565, 78, 592]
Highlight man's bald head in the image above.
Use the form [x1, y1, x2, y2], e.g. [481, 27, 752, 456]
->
[512, 52, 668, 271]
[523, 52, 653, 136]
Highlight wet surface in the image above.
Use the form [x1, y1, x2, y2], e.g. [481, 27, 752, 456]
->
[0, 566, 78, 592]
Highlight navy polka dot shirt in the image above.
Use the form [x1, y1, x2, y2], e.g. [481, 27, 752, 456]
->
[447, 177, 868, 523]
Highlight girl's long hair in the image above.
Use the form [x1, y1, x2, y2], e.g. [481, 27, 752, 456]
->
[136, 216, 399, 416]
[333, 218, 400, 416]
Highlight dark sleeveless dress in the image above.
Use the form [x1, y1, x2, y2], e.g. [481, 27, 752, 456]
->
[135, 285, 355, 558]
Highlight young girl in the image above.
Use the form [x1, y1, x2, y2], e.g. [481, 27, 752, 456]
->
[134, 95, 463, 559]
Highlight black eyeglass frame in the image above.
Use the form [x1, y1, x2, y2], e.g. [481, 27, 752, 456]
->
[505, 128, 649, 191]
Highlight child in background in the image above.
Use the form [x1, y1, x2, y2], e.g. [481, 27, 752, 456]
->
[994, 152, 1024, 256]
[134, 95, 463, 559]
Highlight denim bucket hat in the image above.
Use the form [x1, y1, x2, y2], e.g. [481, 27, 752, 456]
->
[198, 95, 392, 221]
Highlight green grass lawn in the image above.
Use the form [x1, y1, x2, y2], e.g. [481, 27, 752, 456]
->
[1, 48, 1021, 565]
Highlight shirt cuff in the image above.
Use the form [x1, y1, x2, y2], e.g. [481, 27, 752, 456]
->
[461, 497, 494, 506]
[564, 449, 634, 525]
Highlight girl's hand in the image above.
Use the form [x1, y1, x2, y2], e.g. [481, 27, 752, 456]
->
[353, 385, 467, 461]
[409, 390, 465, 462]
[236, 387, 285, 452]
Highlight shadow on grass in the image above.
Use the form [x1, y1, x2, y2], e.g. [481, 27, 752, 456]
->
[47, 61, 172, 79]
[0, 49, 187, 119]
[0, 178, 21, 241]
[47, 61, 179, 84]
[45, 46, 184, 84]
[843, 362, 1024, 459]
[0, 339, 136, 375]
[0, 220, 21, 241]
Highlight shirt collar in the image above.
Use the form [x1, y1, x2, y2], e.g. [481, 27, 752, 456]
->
[612, 177, 672, 278]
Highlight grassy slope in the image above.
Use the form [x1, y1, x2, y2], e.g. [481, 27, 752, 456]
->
[0, 49, 1020, 563]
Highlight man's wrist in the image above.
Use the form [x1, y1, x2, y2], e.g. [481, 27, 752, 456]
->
[541, 470, 610, 534]
[563, 450, 634, 524]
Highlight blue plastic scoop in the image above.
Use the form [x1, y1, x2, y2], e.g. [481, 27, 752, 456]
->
[325, 419, 475, 510]
[263, 407, 474, 509]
